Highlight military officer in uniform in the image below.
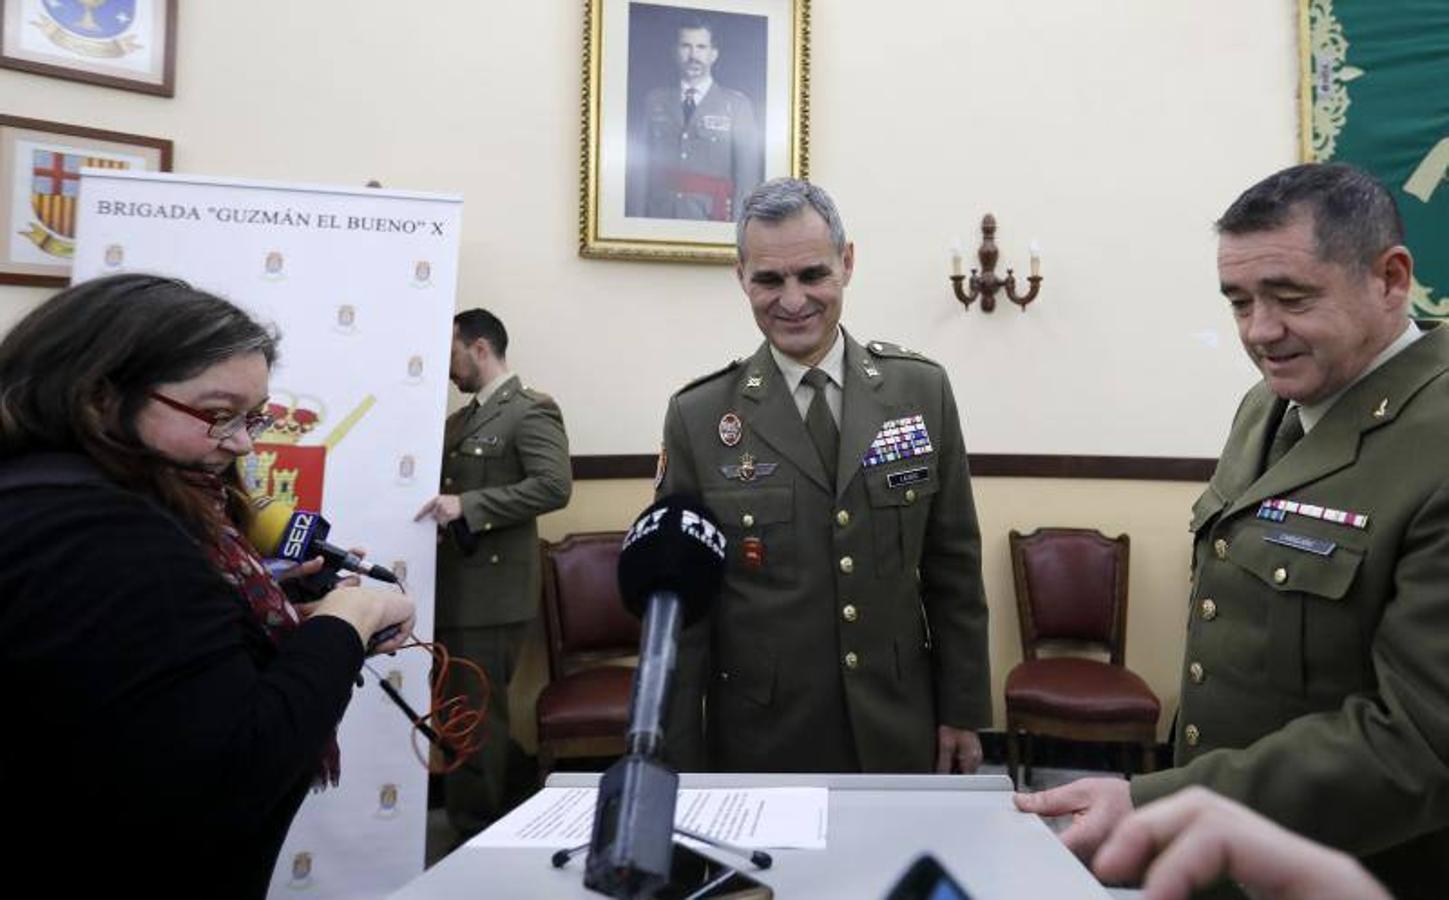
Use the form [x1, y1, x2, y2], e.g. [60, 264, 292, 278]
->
[655, 178, 991, 774]
[626, 17, 762, 222]
[1017, 163, 1449, 899]
[416, 308, 572, 842]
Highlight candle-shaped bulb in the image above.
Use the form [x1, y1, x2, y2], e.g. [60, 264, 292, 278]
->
[950, 237, 964, 277]
[1028, 239, 1042, 278]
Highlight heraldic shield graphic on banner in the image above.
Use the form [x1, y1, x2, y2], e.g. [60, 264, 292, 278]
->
[240, 391, 376, 511]
[30, 0, 144, 59]
[26, 151, 128, 258]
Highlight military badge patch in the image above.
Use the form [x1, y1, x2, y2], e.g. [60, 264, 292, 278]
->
[1258, 498, 1368, 530]
[720, 452, 777, 482]
[862, 414, 933, 468]
[718, 412, 743, 447]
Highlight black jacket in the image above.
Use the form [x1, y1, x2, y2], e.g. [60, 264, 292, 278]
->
[0, 453, 363, 897]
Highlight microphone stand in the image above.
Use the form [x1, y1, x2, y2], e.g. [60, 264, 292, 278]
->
[557, 592, 773, 898]
[552, 827, 772, 871]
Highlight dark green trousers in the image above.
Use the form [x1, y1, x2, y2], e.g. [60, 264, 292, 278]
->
[436, 621, 528, 839]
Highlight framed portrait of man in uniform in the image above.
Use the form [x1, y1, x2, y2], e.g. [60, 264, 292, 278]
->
[580, 0, 810, 263]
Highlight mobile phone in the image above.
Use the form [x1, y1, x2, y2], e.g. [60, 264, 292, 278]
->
[884, 853, 973, 900]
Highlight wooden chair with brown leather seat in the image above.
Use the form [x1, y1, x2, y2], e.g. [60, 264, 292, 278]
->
[1004, 527, 1160, 788]
[534, 531, 640, 782]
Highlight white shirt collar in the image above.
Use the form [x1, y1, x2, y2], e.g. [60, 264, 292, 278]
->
[770, 327, 845, 393]
[1299, 320, 1420, 432]
[472, 371, 516, 409]
[681, 78, 713, 102]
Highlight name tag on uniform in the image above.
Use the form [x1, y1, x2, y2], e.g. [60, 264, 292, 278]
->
[1263, 529, 1336, 557]
[700, 115, 732, 131]
[886, 467, 930, 488]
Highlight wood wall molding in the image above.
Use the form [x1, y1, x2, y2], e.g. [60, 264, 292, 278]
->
[571, 454, 1216, 482]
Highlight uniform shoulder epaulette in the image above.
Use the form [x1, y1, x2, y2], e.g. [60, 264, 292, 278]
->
[517, 385, 554, 404]
[866, 340, 941, 367]
[674, 358, 745, 396]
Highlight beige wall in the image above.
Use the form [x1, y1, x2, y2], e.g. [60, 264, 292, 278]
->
[2, 1, 1296, 748]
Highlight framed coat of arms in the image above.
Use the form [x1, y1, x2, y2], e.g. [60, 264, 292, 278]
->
[0, 0, 178, 96]
[0, 114, 172, 286]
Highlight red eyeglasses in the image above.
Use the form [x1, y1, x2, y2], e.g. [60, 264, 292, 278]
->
[148, 392, 274, 440]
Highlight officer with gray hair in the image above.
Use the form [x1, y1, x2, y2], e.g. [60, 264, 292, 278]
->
[654, 177, 992, 774]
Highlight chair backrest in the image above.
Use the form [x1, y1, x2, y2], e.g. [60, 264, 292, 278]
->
[540, 531, 641, 681]
[1009, 527, 1130, 665]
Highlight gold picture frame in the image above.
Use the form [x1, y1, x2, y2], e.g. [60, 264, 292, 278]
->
[579, 0, 810, 264]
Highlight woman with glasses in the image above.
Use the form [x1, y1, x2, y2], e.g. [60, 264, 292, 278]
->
[0, 273, 414, 896]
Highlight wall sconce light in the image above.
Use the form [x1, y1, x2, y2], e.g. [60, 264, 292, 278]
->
[949, 214, 1042, 312]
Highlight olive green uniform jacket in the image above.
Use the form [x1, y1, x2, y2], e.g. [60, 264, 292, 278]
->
[435, 374, 572, 629]
[656, 333, 991, 773]
[627, 82, 761, 222]
[1132, 324, 1449, 899]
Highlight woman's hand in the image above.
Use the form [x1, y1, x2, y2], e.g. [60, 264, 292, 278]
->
[310, 584, 415, 652]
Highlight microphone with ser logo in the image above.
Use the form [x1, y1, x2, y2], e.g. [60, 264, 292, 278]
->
[247, 498, 399, 584]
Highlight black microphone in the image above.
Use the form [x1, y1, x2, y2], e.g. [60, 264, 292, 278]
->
[583, 495, 725, 898]
[248, 499, 399, 584]
[615, 495, 725, 757]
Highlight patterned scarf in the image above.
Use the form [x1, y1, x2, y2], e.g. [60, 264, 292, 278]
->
[182, 471, 342, 788]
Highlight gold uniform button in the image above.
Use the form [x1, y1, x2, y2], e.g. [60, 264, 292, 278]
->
[904, 489, 917, 504]
[839, 556, 854, 574]
[741, 513, 755, 528]
[473, 447, 483, 456]
[1189, 662, 1204, 684]
[836, 510, 850, 527]
[1200, 598, 1218, 621]
[489, 554, 500, 564]
[1213, 539, 1228, 560]
[1273, 566, 1288, 585]
[443, 477, 454, 487]
[1184, 724, 1200, 747]
[483, 522, 493, 532]
[844, 651, 859, 669]
[842, 604, 858, 623]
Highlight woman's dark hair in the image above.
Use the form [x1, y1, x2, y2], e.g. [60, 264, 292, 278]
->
[0, 273, 278, 536]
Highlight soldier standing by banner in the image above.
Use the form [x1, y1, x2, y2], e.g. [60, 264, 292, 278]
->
[416, 308, 572, 844]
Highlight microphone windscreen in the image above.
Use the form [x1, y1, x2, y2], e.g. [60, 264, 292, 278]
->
[246, 498, 327, 563]
[246, 497, 297, 556]
[617, 494, 726, 626]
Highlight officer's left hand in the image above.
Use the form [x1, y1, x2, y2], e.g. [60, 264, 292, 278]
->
[415, 494, 462, 526]
[935, 726, 983, 774]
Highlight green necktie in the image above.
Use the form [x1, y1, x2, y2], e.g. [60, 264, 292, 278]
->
[1264, 404, 1304, 471]
[802, 368, 838, 483]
